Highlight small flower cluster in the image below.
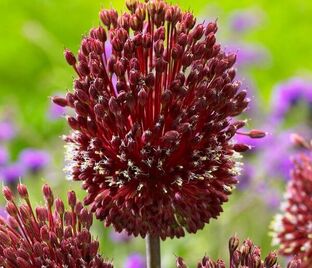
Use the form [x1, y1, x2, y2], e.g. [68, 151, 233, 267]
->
[272, 135, 312, 268]
[0, 183, 113, 268]
[176, 236, 301, 268]
[53, 0, 264, 239]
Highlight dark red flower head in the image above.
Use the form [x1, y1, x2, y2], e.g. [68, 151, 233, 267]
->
[176, 235, 301, 268]
[53, 0, 264, 239]
[272, 135, 312, 268]
[0, 184, 112, 268]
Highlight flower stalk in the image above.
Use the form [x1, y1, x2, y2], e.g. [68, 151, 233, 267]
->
[146, 234, 161, 268]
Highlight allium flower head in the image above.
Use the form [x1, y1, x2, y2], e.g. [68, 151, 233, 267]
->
[0, 183, 113, 268]
[272, 135, 312, 267]
[177, 235, 301, 268]
[53, 0, 264, 239]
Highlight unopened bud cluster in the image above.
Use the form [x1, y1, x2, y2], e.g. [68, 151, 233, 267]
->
[0, 184, 112, 268]
[176, 236, 301, 268]
[54, 0, 265, 239]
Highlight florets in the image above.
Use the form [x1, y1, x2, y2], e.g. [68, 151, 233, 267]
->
[54, 0, 264, 239]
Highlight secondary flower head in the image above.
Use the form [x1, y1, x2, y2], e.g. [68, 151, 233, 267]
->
[177, 235, 301, 268]
[53, 0, 264, 239]
[0, 183, 113, 268]
[272, 135, 312, 267]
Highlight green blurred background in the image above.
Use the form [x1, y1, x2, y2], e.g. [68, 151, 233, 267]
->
[0, 0, 312, 266]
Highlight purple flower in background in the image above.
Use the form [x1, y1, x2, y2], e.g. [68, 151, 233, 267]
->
[260, 132, 296, 181]
[110, 229, 132, 243]
[227, 43, 270, 68]
[124, 253, 145, 268]
[265, 190, 281, 209]
[0, 147, 8, 166]
[19, 149, 50, 172]
[256, 182, 281, 209]
[271, 77, 312, 121]
[0, 163, 25, 183]
[48, 100, 66, 120]
[229, 8, 264, 33]
[237, 164, 254, 190]
[0, 120, 16, 141]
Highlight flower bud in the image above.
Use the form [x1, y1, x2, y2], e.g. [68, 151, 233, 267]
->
[233, 143, 251, 152]
[55, 198, 65, 215]
[229, 235, 239, 253]
[42, 184, 54, 207]
[176, 257, 187, 268]
[68, 191, 77, 208]
[52, 96, 68, 107]
[64, 49, 76, 66]
[264, 251, 277, 267]
[2, 186, 13, 201]
[17, 184, 29, 199]
[248, 129, 267, 139]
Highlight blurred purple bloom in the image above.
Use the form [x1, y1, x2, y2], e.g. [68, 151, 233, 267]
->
[260, 132, 295, 181]
[265, 191, 281, 209]
[0, 147, 8, 166]
[271, 77, 312, 121]
[237, 164, 254, 190]
[229, 9, 264, 33]
[0, 163, 26, 183]
[110, 229, 132, 243]
[256, 182, 281, 209]
[0, 121, 16, 141]
[124, 254, 145, 268]
[19, 149, 50, 172]
[226, 43, 270, 67]
[48, 100, 66, 120]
